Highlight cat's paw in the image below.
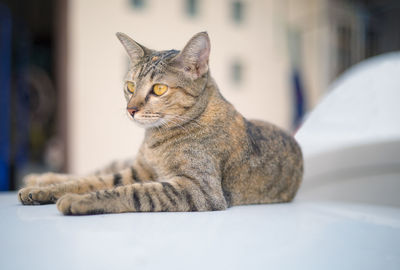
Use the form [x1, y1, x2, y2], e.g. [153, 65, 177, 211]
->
[57, 194, 103, 215]
[56, 194, 80, 214]
[18, 187, 59, 205]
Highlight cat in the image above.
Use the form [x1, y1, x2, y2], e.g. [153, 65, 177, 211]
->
[18, 32, 303, 215]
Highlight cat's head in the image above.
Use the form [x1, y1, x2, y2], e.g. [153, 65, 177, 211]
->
[116, 32, 211, 129]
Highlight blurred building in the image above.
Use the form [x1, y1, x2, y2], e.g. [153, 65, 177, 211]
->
[1, 0, 399, 189]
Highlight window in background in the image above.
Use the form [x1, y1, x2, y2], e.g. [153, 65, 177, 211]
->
[337, 25, 352, 76]
[232, 1, 244, 24]
[130, 0, 145, 9]
[366, 28, 378, 58]
[186, 0, 198, 17]
[231, 60, 244, 85]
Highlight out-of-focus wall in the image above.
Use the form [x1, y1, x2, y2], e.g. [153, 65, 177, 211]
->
[66, 0, 292, 174]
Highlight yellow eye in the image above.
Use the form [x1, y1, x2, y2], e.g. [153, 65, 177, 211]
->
[153, 84, 168, 96]
[126, 81, 135, 94]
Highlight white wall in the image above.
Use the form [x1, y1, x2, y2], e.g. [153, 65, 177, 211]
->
[66, 0, 295, 174]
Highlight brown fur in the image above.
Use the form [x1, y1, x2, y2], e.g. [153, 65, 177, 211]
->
[18, 32, 303, 215]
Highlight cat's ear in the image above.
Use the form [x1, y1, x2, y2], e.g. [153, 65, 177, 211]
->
[172, 32, 210, 79]
[116, 32, 151, 63]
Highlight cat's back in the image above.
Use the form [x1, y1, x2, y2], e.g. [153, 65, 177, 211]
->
[246, 119, 302, 160]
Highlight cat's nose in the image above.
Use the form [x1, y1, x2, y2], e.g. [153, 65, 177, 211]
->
[127, 106, 138, 117]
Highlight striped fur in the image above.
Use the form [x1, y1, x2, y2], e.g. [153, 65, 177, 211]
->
[18, 32, 303, 215]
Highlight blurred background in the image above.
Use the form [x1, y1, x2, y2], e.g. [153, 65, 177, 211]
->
[0, 0, 399, 190]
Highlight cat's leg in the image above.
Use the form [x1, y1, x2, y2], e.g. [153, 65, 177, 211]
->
[56, 175, 228, 215]
[18, 163, 145, 205]
[22, 158, 134, 188]
[23, 173, 74, 187]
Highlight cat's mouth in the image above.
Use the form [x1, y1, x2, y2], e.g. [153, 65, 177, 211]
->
[129, 112, 189, 129]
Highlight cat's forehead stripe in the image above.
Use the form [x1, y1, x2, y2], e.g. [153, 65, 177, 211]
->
[139, 49, 179, 78]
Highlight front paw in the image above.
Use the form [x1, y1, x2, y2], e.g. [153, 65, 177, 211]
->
[57, 194, 104, 215]
[18, 187, 59, 205]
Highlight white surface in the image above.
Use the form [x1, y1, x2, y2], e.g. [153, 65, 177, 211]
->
[296, 52, 400, 157]
[295, 140, 400, 207]
[1, 192, 400, 270]
[295, 52, 400, 207]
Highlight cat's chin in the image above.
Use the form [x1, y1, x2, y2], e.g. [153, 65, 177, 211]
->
[133, 118, 163, 129]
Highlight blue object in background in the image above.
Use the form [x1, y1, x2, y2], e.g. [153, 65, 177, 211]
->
[0, 3, 12, 191]
[287, 28, 306, 131]
[292, 69, 306, 129]
[14, 21, 30, 173]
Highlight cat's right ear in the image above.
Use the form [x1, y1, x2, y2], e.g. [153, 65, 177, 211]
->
[172, 32, 211, 80]
[116, 32, 151, 63]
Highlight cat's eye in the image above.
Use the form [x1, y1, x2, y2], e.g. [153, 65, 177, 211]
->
[153, 84, 168, 96]
[126, 81, 135, 94]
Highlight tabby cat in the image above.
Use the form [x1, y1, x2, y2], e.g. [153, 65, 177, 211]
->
[18, 32, 303, 215]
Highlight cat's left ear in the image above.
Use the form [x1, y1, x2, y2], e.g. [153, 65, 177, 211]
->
[172, 32, 210, 80]
[116, 32, 151, 63]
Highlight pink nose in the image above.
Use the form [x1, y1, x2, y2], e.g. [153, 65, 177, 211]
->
[127, 106, 138, 117]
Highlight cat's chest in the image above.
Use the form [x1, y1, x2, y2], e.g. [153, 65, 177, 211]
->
[141, 138, 208, 178]
[141, 143, 177, 178]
